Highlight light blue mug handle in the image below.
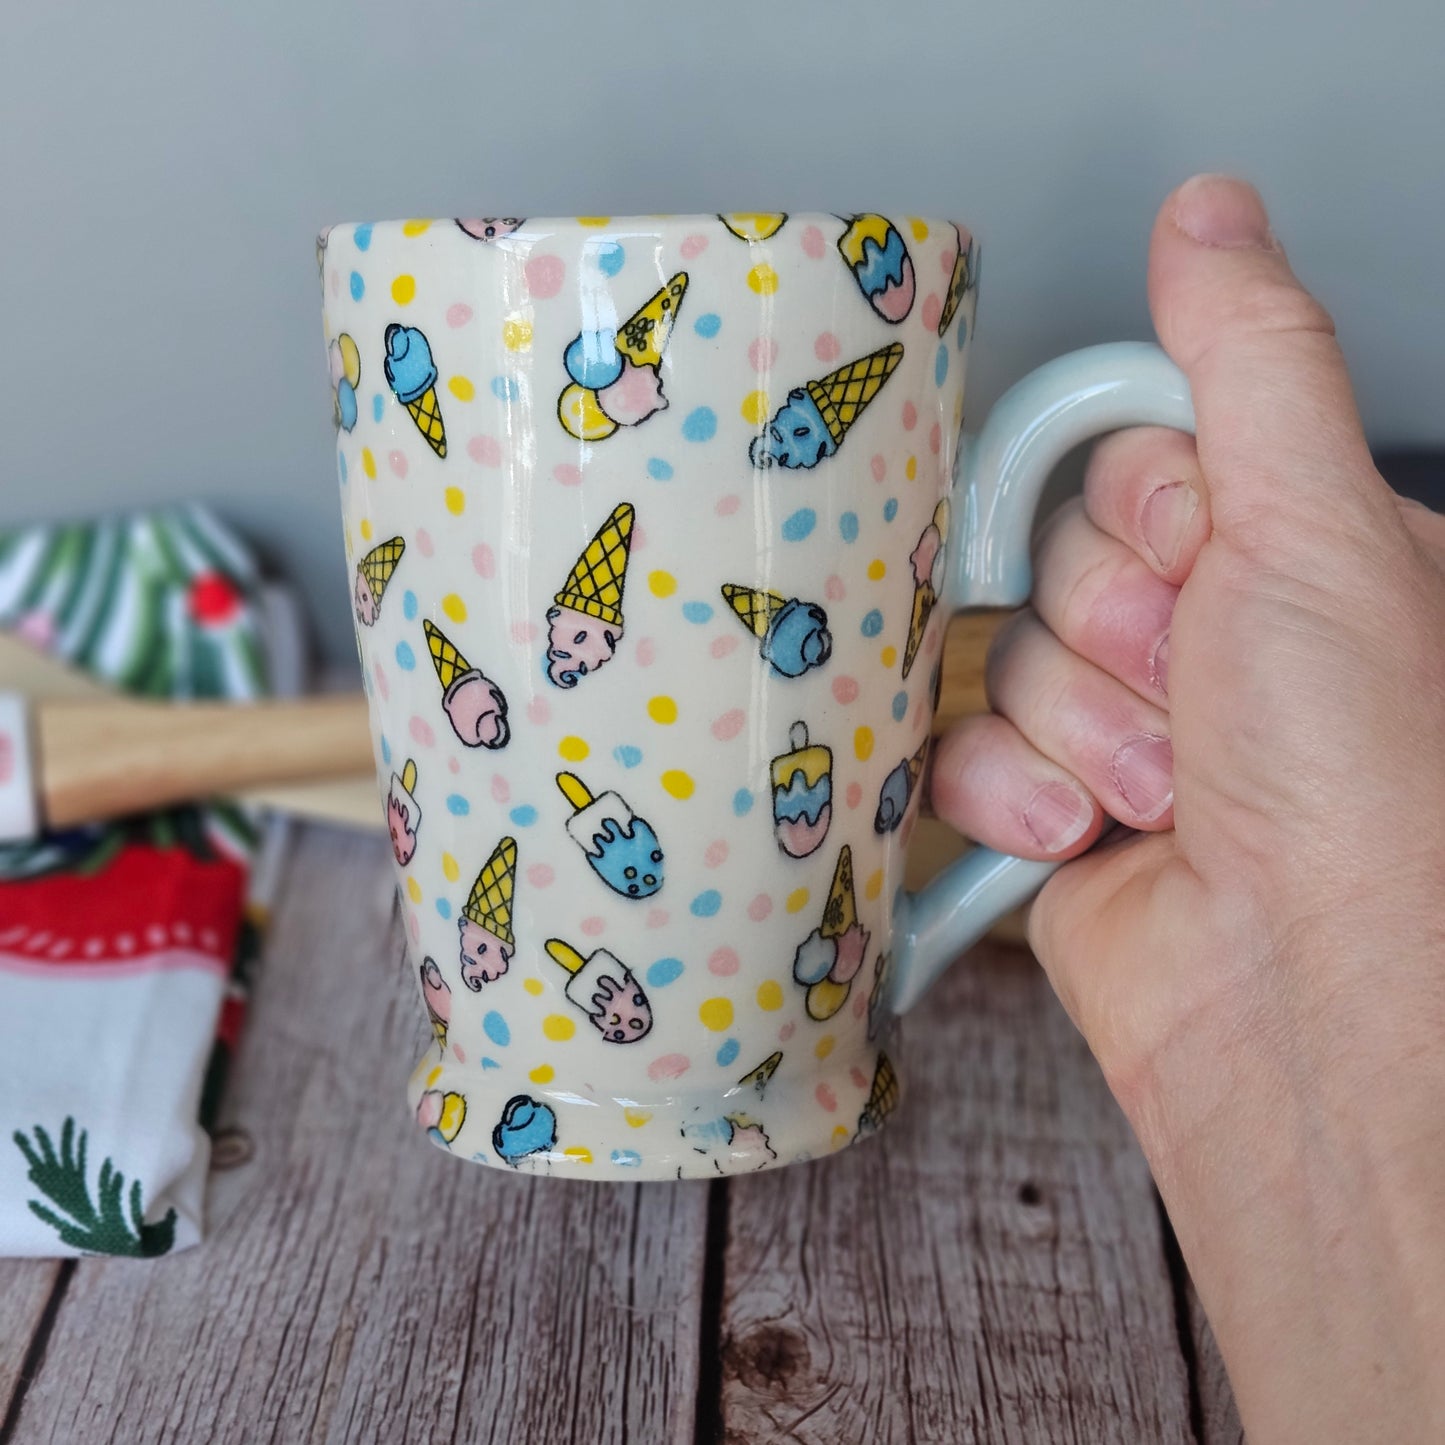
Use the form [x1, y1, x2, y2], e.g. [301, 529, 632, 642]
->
[887, 342, 1195, 1015]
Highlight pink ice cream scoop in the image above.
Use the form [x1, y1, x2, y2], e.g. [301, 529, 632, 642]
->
[546, 606, 620, 689]
[595, 359, 667, 427]
[459, 918, 513, 990]
[420, 958, 451, 1029]
[910, 524, 943, 589]
[443, 671, 510, 749]
[416, 1091, 445, 1131]
[388, 792, 418, 865]
[354, 571, 379, 627]
[828, 925, 870, 984]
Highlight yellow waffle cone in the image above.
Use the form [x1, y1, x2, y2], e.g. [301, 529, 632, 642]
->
[423, 619, 471, 692]
[406, 386, 447, 457]
[805, 343, 904, 447]
[464, 836, 517, 945]
[359, 537, 406, 605]
[907, 739, 928, 787]
[859, 1053, 899, 1133]
[554, 503, 634, 628]
[615, 274, 688, 369]
[938, 227, 974, 337]
[721, 583, 786, 640]
[902, 582, 937, 680]
[425, 999, 448, 1050]
[820, 845, 858, 940]
[738, 1050, 782, 1092]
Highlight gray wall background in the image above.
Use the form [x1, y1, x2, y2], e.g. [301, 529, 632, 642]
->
[2, 0, 1442, 668]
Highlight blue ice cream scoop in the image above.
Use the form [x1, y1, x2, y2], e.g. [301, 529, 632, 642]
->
[383, 324, 438, 404]
[749, 388, 838, 470]
[492, 1095, 557, 1163]
[874, 759, 914, 833]
[760, 598, 832, 678]
[336, 379, 358, 432]
[564, 329, 624, 390]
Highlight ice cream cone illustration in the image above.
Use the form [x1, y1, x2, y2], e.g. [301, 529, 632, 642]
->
[422, 618, 510, 748]
[419, 957, 452, 1051]
[857, 1052, 899, 1135]
[545, 937, 654, 1044]
[867, 952, 891, 1041]
[493, 1095, 557, 1165]
[750, 343, 904, 470]
[555, 771, 664, 898]
[545, 502, 634, 689]
[328, 332, 361, 431]
[557, 275, 688, 440]
[717, 213, 787, 241]
[737, 1051, 782, 1096]
[837, 215, 916, 323]
[354, 536, 405, 627]
[456, 217, 525, 241]
[388, 758, 422, 864]
[903, 498, 950, 679]
[383, 323, 446, 457]
[771, 721, 832, 859]
[417, 1086, 466, 1146]
[793, 845, 871, 1021]
[721, 584, 832, 678]
[937, 223, 977, 337]
[874, 739, 929, 834]
[458, 836, 517, 990]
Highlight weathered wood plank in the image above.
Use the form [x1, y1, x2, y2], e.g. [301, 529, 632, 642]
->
[1190, 1285, 1244, 1444]
[0, 1260, 64, 1426]
[7, 824, 709, 1445]
[718, 942, 1195, 1445]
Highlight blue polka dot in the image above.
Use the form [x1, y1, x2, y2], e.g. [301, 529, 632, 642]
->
[956, 315, 969, 351]
[483, 1011, 511, 1047]
[402, 589, 418, 620]
[883, 497, 898, 522]
[682, 601, 713, 624]
[861, 609, 884, 638]
[611, 1149, 642, 1167]
[935, 344, 949, 387]
[892, 690, 909, 721]
[446, 793, 470, 816]
[646, 957, 684, 988]
[395, 640, 416, 670]
[595, 241, 625, 276]
[647, 457, 674, 480]
[839, 511, 860, 543]
[372, 394, 385, 424]
[349, 271, 365, 301]
[435, 897, 451, 920]
[353, 223, 372, 251]
[690, 890, 722, 918]
[380, 735, 392, 765]
[781, 508, 816, 542]
[481, 1057, 501, 1071]
[613, 745, 642, 769]
[490, 375, 520, 402]
[694, 312, 722, 339]
[337, 452, 347, 485]
[509, 805, 537, 827]
[682, 407, 717, 443]
[732, 788, 754, 817]
[716, 1038, 741, 1067]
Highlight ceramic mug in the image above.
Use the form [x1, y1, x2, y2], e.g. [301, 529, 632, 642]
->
[318, 212, 1193, 1179]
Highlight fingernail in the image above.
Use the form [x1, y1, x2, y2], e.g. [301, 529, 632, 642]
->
[1110, 734, 1174, 822]
[1149, 631, 1170, 696]
[1140, 481, 1198, 571]
[1023, 782, 1094, 854]
[1172, 174, 1275, 249]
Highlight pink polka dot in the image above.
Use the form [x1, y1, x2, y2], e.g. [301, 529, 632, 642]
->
[711, 708, 745, 741]
[748, 337, 778, 372]
[814, 332, 841, 364]
[446, 303, 473, 328]
[635, 637, 655, 666]
[409, 715, 435, 747]
[581, 916, 605, 937]
[816, 1083, 838, 1112]
[554, 463, 583, 487]
[407, 911, 420, 943]
[491, 773, 511, 804]
[468, 434, 502, 466]
[801, 224, 826, 258]
[851, 1065, 869, 1090]
[832, 675, 860, 704]
[452, 1042, 467, 1063]
[778, 1021, 796, 1043]
[373, 662, 390, 700]
[912, 698, 929, 728]
[902, 401, 918, 431]
[704, 839, 729, 867]
[853, 990, 869, 1019]
[929, 422, 941, 455]
[824, 574, 846, 602]
[631, 523, 647, 550]
[329, 270, 340, 297]
[710, 635, 739, 659]
[415, 528, 434, 557]
[748, 893, 773, 922]
[473, 543, 495, 578]
[679, 233, 709, 259]
[646, 908, 669, 929]
[388, 450, 408, 479]
[648, 1053, 692, 1082]
[524, 253, 565, 298]
[526, 863, 555, 889]
[870, 454, 887, 483]
[511, 619, 538, 644]
[715, 494, 740, 517]
[527, 696, 551, 725]
[846, 781, 863, 809]
[708, 946, 740, 976]
[448, 756, 461, 774]
[921, 294, 942, 332]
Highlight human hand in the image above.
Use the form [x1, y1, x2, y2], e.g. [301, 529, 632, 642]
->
[931, 175, 1445, 1441]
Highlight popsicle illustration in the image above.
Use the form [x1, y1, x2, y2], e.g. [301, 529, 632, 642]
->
[419, 957, 451, 1051]
[903, 498, 950, 679]
[792, 844, 871, 1022]
[717, 213, 787, 241]
[423, 618, 510, 749]
[874, 739, 929, 834]
[458, 836, 517, 991]
[857, 1052, 900, 1136]
[720, 584, 832, 678]
[937, 223, 977, 337]
[771, 721, 833, 859]
[383, 322, 447, 457]
[456, 217, 525, 241]
[544, 937, 654, 1044]
[328, 332, 360, 431]
[544, 502, 635, 689]
[354, 536, 405, 628]
[417, 1087, 466, 1146]
[555, 771, 663, 898]
[493, 1095, 557, 1165]
[837, 214, 915, 323]
[387, 758, 422, 865]
[749, 342, 904, 470]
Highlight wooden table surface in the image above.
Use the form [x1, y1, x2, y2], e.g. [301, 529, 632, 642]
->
[0, 823, 1243, 1445]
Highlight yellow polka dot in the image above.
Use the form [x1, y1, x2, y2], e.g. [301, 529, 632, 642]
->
[577, 216, 611, 226]
[832, 1124, 850, 1147]
[699, 997, 734, 1032]
[855, 726, 875, 761]
[756, 980, 784, 1011]
[405, 876, 422, 903]
[439, 593, 467, 624]
[503, 318, 533, 351]
[359, 516, 373, 541]
[747, 263, 779, 295]
[909, 218, 930, 242]
[442, 852, 460, 883]
[447, 375, 475, 401]
[563, 1146, 593, 1164]
[867, 558, 886, 581]
[647, 695, 678, 725]
[558, 735, 590, 762]
[444, 486, 466, 515]
[425, 1065, 443, 1088]
[529, 1063, 554, 1083]
[402, 219, 432, 236]
[542, 1013, 576, 1041]
[865, 868, 884, 901]
[785, 887, 810, 914]
[906, 455, 918, 481]
[391, 274, 416, 305]
[815, 1035, 835, 1059]
[624, 1108, 652, 1128]
[881, 645, 897, 668]
[740, 390, 770, 426]
[361, 449, 376, 480]
[648, 569, 677, 598]
[660, 770, 695, 800]
[523, 979, 544, 997]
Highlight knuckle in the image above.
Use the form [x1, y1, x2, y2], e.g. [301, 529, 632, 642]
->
[1219, 273, 1337, 347]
